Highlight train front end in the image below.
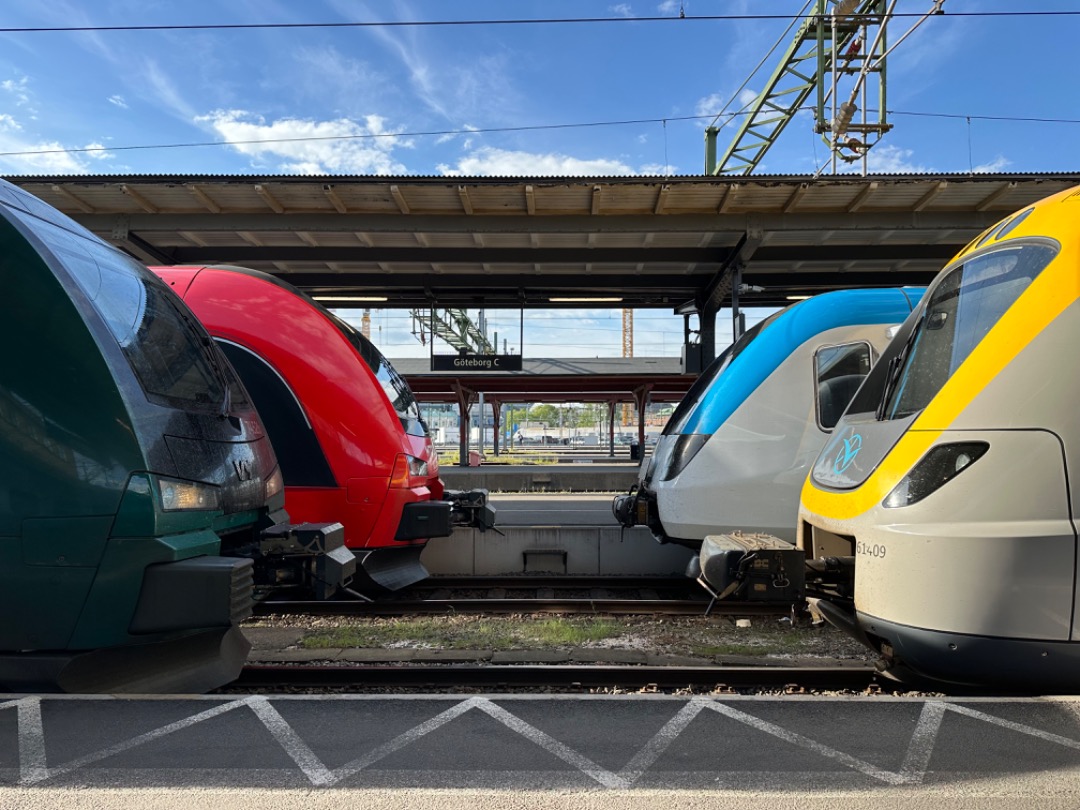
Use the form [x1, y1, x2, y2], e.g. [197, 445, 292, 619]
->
[614, 290, 920, 557]
[0, 181, 353, 693]
[154, 266, 495, 595]
[799, 188, 1080, 691]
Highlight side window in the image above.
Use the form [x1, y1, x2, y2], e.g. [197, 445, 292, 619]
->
[815, 342, 872, 430]
[216, 341, 337, 488]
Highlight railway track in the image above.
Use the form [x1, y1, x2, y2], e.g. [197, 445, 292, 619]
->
[253, 598, 790, 617]
[254, 575, 796, 617]
[226, 662, 881, 693]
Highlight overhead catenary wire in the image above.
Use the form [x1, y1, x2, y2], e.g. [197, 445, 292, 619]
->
[0, 10, 1077, 34]
[1, 107, 1078, 161]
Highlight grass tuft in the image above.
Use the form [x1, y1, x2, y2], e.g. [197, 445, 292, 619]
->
[301, 616, 624, 651]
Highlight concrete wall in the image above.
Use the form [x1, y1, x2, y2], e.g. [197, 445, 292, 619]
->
[440, 463, 641, 493]
[420, 526, 695, 576]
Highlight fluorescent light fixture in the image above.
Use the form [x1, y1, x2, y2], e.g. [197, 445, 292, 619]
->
[548, 296, 623, 303]
[786, 295, 812, 301]
[313, 295, 388, 302]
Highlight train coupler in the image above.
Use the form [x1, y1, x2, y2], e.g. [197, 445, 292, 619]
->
[611, 491, 639, 529]
[257, 521, 356, 600]
[446, 488, 498, 533]
[697, 533, 805, 612]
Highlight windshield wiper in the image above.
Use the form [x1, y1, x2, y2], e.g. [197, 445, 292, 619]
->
[875, 313, 924, 421]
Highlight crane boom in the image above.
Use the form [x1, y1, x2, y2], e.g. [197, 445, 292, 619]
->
[410, 308, 494, 354]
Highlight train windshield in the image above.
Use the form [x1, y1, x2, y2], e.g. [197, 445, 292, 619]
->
[662, 316, 770, 435]
[330, 317, 427, 437]
[880, 242, 1057, 421]
[28, 213, 232, 412]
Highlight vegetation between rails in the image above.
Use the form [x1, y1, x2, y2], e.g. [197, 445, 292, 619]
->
[301, 616, 624, 651]
[279, 615, 871, 660]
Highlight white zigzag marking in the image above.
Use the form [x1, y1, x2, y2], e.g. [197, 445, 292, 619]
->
[246, 696, 335, 786]
[947, 703, 1080, 750]
[618, 698, 708, 785]
[704, 701, 908, 785]
[20, 698, 251, 785]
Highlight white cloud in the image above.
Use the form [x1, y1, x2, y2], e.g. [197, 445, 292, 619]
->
[695, 93, 724, 119]
[862, 143, 931, 174]
[435, 124, 479, 146]
[0, 94, 107, 172]
[695, 88, 759, 130]
[108, 95, 128, 109]
[2, 77, 32, 108]
[84, 142, 113, 160]
[292, 46, 391, 114]
[639, 162, 677, 175]
[657, 0, 682, 13]
[326, 0, 520, 126]
[195, 110, 411, 174]
[437, 147, 637, 177]
[972, 155, 1010, 173]
[0, 135, 100, 174]
[610, 4, 635, 17]
[142, 60, 198, 121]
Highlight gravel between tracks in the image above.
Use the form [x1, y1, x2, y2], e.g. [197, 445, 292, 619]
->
[243, 613, 875, 665]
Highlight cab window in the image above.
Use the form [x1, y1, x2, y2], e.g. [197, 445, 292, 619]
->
[882, 242, 1056, 420]
[815, 342, 872, 430]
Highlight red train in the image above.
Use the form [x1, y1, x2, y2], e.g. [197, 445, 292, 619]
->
[152, 265, 495, 593]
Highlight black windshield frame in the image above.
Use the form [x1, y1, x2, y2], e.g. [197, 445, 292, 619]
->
[878, 239, 1058, 422]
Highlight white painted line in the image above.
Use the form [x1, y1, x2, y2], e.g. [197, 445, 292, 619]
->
[704, 700, 907, 785]
[17, 698, 47, 785]
[477, 698, 627, 789]
[947, 703, 1080, 750]
[329, 697, 483, 784]
[246, 696, 334, 786]
[32, 698, 250, 785]
[0, 699, 21, 712]
[899, 700, 946, 784]
[618, 698, 708, 784]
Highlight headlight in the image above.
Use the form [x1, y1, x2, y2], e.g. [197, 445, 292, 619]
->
[660, 434, 710, 481]
[264, 466, 284, 501]
[156, 476, 222, 512]
[883, 442, 989, 508]
[390, 454, 429, 487]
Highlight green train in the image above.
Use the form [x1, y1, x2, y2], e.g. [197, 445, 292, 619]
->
[0, 179, 354, 693]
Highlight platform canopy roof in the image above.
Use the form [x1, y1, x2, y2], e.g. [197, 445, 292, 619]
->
[7, 172, 1079, 310]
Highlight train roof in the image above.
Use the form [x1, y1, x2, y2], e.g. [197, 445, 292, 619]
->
[677, 287, 923, 435]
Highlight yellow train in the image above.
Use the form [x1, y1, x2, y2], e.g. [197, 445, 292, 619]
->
[799, 186, 1080, 690]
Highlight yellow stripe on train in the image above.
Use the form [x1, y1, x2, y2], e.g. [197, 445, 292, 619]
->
[801, 187, 1080, 521]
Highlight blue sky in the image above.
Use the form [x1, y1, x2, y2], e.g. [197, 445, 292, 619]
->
[1, 0, 1076, 357]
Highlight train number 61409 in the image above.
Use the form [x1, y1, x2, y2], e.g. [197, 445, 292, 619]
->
[856, 541, 887, 558]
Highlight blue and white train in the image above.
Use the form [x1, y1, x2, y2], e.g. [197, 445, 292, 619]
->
[613, 288, 923, 555]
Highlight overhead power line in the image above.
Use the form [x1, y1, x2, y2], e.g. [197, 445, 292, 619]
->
[0, 11, 1078, 34]
[0, 115, 715, 159]
[1, 107, 1078, 161]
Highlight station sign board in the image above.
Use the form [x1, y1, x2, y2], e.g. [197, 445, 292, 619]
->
[432, 354, 523, 372]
